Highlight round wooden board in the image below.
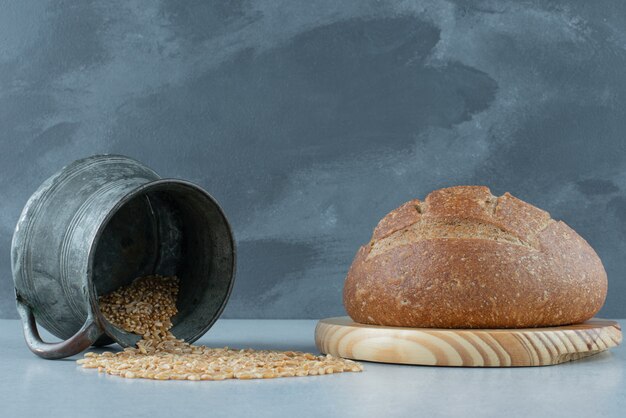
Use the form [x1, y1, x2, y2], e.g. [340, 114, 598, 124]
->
[315, 317, 622, 367]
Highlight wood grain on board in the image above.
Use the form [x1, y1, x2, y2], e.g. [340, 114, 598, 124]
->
[315, 317, 622, 367]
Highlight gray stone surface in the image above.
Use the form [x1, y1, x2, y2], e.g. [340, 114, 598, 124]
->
[1, 319, 625, 418]
[1, 1, 625, 319]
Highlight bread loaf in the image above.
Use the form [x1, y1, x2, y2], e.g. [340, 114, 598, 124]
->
[343, 186, 607, 328]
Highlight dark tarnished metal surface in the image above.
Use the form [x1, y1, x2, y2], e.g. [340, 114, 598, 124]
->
[12, 155, 236, 359]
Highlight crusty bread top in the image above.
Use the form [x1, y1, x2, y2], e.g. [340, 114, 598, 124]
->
[344, 185, 607, 328]
[369, 186, 556, 259]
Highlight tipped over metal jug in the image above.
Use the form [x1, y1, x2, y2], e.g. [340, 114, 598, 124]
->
[11, 155, 236, 359]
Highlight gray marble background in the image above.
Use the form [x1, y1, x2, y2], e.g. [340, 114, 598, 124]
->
[1, 0, 625, 319]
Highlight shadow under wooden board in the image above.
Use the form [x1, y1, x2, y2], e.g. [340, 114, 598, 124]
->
[315, 317, 622, 367]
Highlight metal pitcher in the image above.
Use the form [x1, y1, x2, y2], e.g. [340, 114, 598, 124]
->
[11, 155, 236, 359]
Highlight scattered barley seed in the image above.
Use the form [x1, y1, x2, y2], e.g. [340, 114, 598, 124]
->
[77, 275, 363, 380]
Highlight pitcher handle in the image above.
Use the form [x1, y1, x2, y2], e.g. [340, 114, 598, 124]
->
[16, 297, 101, 360]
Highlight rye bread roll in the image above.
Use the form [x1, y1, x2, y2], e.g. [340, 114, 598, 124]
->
[343, 186, 607, 329]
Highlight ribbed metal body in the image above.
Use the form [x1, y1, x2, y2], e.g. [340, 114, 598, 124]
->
[12, 155, 235, 358]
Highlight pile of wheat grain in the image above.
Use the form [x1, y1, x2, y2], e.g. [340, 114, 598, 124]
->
[78, 275, 363, 380]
